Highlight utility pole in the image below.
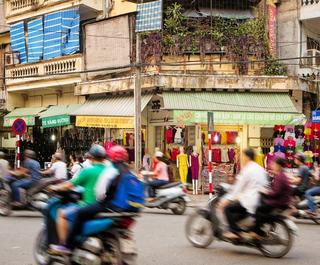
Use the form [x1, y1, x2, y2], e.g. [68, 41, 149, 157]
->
[134, 28, 142, 170]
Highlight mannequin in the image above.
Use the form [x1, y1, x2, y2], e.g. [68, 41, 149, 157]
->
[189, 146, 200, 195]
[255, 147, 265, 168]
[264, 146, 275, 170]
[177, 146, 189, 184]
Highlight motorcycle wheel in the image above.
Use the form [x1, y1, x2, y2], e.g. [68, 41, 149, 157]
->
[258, 220, 293, 258]
[185, 211, 214, 248]
[34, 229, 53, 265]
[0, 184, 12, 216]
[104, 237, 122, 265]
[171, 198, 186, 215]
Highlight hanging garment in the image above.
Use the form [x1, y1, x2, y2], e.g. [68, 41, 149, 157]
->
[171, 147, 179, 161]
[166, 127, 174, 144]
[174, 127, 183, 144]
[221, 132, 227, 145]
[212, 132, 221, 144]
[274, 137, 284, 146]
[274, 151, 286, 159]
[190, 153, 200, 180]
[284, 139, 296, 149]
[212, 148, 221, 163]
[266, 152, 275, 170]
[226, 131, 238, 144]
[255, 152, 265, 168]
[221, 148, 229, 163]
[177, 153, 188, 183]
[228, 148, 236, 163]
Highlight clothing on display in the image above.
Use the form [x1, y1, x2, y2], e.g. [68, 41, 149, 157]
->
[166, 127, 174, 144]
[255, 152, 265, 168]
[266, 152, 275, 170]
[190, 153, 200, 180]
[221, 148, 229, 163]
[177, 153, 188, 183]
[174, 127, 183, 144]
[212, 148, 221, 163]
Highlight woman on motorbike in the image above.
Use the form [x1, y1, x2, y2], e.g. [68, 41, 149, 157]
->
[249, 157, 292, 239]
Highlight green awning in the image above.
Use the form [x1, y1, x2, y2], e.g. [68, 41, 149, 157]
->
[39, 104, 81, 128]
[163, 92, 304, 125]
[4, 107, 47, 127]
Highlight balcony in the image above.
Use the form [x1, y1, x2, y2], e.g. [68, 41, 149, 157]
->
[5, 54, 82, 91]
[300, 0, 320, 24]
[5, 0, 102, 23]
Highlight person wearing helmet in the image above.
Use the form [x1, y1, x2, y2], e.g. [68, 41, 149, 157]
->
[63, 146, 130, 251]
[9, 149, 41, 206]
[147, 151, 170, 199]
[292, 153, 312, 197]
[42, 152, 67, 180]
[49, 144, 107, 254]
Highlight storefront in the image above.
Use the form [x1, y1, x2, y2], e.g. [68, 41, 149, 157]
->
[72, 93, 153, 163]
[147, 91, 305, 192]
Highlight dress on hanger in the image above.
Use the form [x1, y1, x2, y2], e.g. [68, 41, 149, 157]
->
[221, 148, 229, 163]
[190, 153, 200, 180]
[166, 127, 173, 144]
[255, 152, 265, 168]
[174, 127, 183, 144]
[177, 153, 188, 183]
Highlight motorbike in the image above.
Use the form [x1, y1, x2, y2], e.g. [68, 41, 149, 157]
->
[141, 171, 190, 215]
[292, 194, 320, 224]
[0, 176, 59, 216]
[34, 188, 139, 265]
[185, 184, 298, 258]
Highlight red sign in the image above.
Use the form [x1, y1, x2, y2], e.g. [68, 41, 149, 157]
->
[12, 118, 27, 135]
[268, 5, 277, 56]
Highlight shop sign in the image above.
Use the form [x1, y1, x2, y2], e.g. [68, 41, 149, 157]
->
[312, 111, 320, 123]
[174, 111, 303, 125]
[42, 115, 71, 128]
[76, 116, 134, 129]
[4, 116, 35, 127]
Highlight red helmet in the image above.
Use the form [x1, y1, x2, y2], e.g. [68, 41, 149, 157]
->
[106, 145, 129, 163]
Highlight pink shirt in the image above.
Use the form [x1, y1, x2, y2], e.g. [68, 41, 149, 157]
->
[154, 161, 169, 181]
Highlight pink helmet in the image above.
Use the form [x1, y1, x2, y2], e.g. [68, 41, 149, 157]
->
[106, 145, 129, 163]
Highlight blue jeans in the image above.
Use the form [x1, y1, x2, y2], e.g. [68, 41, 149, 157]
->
[11, 179, 34, 202]
[148, 180, 169, 197]
[305, 186, 320, 212]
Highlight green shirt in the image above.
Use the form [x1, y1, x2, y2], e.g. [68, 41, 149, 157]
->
[70, 163, 106, 205]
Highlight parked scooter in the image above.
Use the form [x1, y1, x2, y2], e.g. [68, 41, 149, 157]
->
[185, 184, 298, 258]
[34, 188, 139, 265]
[141, 171, 190, 215]
[0, 176, 59, 216]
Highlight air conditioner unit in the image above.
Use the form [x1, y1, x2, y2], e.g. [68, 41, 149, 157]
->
[4, 52, 20, 66]
[303, 49, 320, 68]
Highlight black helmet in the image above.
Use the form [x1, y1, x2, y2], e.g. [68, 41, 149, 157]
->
[89, 144, 106, 160]
[24, 149, 36, 160]
[0, 151, 5, 159]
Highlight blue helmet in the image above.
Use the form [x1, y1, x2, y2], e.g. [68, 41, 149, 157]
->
[89, 144, 106, 160]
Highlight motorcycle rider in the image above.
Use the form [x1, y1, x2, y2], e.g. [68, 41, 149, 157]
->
[305, 163, 320, 216]
[48, 144, 107, 254]
[292, 153, 311, 197]
[0, 151, 9, 179]
[42, 152, 67, 180]
[63, 145, 129, 251]
[219, 148, 268, 239]
[9, 149, 41, 207]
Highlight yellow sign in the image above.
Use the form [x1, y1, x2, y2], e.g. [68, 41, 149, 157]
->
[76, 116, 134, 128]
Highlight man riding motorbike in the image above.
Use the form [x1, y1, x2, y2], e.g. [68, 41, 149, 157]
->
[42, 152, 67, 180]
[8, 149, 41, 207]
[218, 148, 268, 240]
[48, 144, 107, 254]
[63, 145, 130, 251]
[292, 153, 312, 197]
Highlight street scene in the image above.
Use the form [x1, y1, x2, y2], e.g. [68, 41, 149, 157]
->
[1, 0, 320, 264]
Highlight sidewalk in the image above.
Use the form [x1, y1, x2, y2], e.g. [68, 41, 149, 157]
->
[187, 194, 210, 208]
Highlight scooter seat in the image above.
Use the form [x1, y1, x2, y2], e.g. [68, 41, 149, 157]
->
[81, 218, 113, 236]
[156, 182, 181, 190]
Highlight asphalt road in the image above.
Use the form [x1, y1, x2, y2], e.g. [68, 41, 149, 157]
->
[0, 209, 319, 265]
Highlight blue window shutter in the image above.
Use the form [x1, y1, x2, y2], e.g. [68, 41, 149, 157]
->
[27, 17, 44, 63]
[10, 22, 27, 64]
[62, 8, 80, 55]
[43, 11, 63, 60]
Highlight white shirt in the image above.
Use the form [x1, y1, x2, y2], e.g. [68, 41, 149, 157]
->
[226, 161, 268, 214]
[82, 159, 92, 168]
[71, 163, 82, 177]
[51, 161, 67, 180]
[0, 159, 9, 178]
[95, 161, 120, 201]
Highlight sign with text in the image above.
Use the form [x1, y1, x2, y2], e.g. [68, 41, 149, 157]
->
[42, 115, 71, 128]
[76, 116, 134, 128]
[312, 111, 320, 123]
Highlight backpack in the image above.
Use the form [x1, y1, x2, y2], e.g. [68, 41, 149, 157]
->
[106, 171, 145, 212]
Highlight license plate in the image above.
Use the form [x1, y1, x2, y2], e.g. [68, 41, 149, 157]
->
[120, 238, 137, 254]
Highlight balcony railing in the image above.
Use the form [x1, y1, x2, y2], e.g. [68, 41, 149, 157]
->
[302, 49, 320, 68]
[5, 54, 82, 86]
[10, 0, 39, 11]
[301, 0, 320, 6]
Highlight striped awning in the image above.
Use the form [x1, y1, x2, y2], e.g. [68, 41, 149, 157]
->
[27, 17, 44, 63]
[10, 22, 27, 63]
